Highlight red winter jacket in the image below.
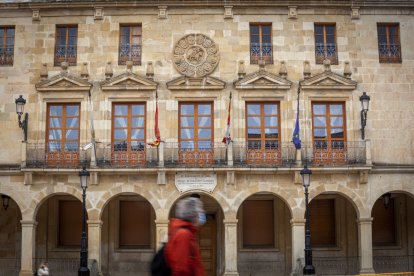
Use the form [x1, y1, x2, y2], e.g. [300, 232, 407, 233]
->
[165, 218, 204, 276]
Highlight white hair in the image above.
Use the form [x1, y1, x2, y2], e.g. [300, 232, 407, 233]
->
[175, 197, 203, 223]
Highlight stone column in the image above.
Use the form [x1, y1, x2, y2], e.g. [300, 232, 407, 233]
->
[358, 217, 375, 274]
[291, 218, 306, 275]
[223, 219, 239, 276]
[19, 220, 37, 276]
[155, 219, 169, 249]
[88, 220, 103, 270]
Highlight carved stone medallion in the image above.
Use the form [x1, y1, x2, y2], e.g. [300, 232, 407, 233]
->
[173, 34, 220, 78]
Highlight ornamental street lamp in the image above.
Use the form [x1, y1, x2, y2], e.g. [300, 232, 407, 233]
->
[359, 92, 371, 140]
[79, 167, 90, 276]
[15, 95, 29, 142]
[301, 165, 315, 275]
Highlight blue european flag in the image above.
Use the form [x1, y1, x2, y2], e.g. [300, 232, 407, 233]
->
[292, 90, 301, 149]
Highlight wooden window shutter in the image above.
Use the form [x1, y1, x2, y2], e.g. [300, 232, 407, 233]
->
[372, 198, 396, 246]
[242, 200, 274, 248]
[119, 201, 151, 248]
[58, 200, 82, 246]
[309, 199, 336, 247]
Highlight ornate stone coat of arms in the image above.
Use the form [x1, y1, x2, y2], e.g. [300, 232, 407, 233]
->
[173, 34, 220, 78]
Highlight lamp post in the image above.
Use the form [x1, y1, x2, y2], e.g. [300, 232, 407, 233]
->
[15, 95, 29, 142]
[359, 92, 370, 140]
[301, 165, 315, 275]
[79, 167, 90, 276]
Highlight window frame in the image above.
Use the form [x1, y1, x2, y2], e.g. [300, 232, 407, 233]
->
[245, 102, 280, 150]
[0, 26, 15, 66]
[46, 103, 81, 154]
[309, 198, 337, 248]
[111, 102, 146, 151]
[314, 23, 338, 65]
[249, 23, 273, 64]
[377, 23, 402, 63]
[311, 102, 347, 149]
[54, 25, 78, 66]
[178, 102, 214, 151]
[118, 24, 142, 66]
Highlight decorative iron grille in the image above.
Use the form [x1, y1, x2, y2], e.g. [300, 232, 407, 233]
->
[315, 43, 338, 64]
[0, 46, 14, 66]
[374, 255, 411, 273]
[26, 143, 89, 168]
[0, 258, 20, 276]
[164, 142, 226, 167]
[119, 44, 141, 65]
[233, 141, 296, 167]
[302, 141, 366, 166]
[54, 45, 77, 66]
[379, 43, 402, 63]
[95, 142, 157, 168]
[250, 42, 273, 64]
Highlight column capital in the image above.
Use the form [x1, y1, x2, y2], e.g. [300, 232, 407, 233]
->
[223, 219, 238, 225]
[290, 218, 306, 226]
[155, 219, 170, 225]
[357, 217, 373, 224]
[20, 220, 38, 227]
[87, 220, 103, 226]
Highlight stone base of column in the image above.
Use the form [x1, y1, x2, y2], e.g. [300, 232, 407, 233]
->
[359, 268, 375, 274]
[222, 272, 239, 276]
[19, 270, 34, 276]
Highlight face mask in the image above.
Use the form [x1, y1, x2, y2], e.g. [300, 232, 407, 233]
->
[198, 213, 207, 225]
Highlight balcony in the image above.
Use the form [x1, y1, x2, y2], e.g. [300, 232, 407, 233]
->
[23, 141, 369, 170]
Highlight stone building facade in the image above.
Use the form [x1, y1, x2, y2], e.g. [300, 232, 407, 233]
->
[0, 1, 414, 275]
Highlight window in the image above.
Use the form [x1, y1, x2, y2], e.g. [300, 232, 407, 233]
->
[372, 198, 396, 246]
[314, 23, 338, 65]
[179, 102, 214, 165]
[119, 24, 142, 65]
[46, 104, 80, 166]
[0, 26, 14, 66]
[246, 102, 280, 149]
[312, 102, 346, 163]
[242, 200, 275, 248]
[310, 199, 336, 247]
[377, 23, 401, 63]
[58, 200, 82, 246]
[112, 103, 146, 165]
[54, 25, 78, 66]
[119, 201, 151, 248]
[250, 23, 272, 64]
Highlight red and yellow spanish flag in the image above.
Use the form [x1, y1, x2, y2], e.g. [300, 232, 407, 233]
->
[222, 92, 232, 145]
[148, 93, 161, 147]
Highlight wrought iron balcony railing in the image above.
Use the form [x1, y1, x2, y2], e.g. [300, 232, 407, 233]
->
[233, 142, 296, 167]
[315, 43, 338, 64]
[119, 44, 142, 65]
[164, 142, 227, 167]
[24, 140, 368, 169]
[95, 142, 158, 168]
[54, 45, 77, 66]
[250, 42, 273, 64]
[378, 43, 402, 63]
[26, 143, 89, 168]
[302, 141, 366, 166]
[0, 46, 14, 66]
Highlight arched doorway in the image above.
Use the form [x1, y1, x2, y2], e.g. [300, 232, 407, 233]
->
[35, 194, 85, 275]
[309, 193, 358, 275]
[0, 194, 22, 276]
[371, 191, 414, 273]
[169, 193, 225, 276]
[100, 193, 155, 276]
[236, 193, 292, 276]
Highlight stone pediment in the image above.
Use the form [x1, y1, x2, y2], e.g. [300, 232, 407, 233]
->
[234, 70, 292, 90]
[167, 76, 225, 90]
[36, 72, 92, 92]
[301, 71, 357, 90]
[101, 72, 158, 91]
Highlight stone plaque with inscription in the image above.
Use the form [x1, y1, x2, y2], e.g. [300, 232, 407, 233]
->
[175, 173, 217, 193]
